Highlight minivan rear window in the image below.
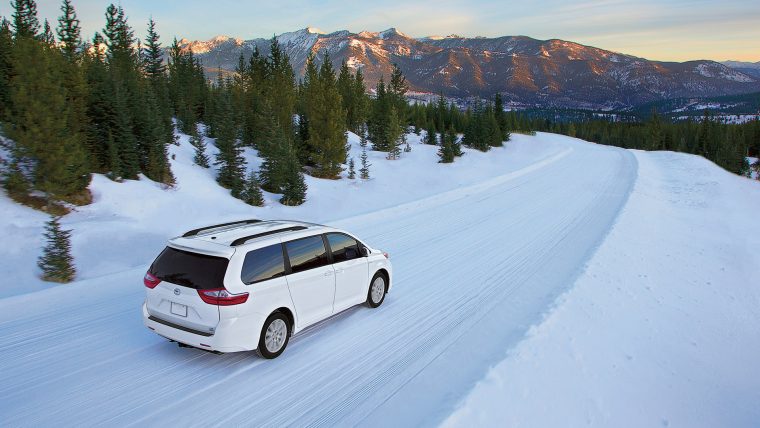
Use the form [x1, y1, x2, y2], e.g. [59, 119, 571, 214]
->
[150, 247, 229, 290]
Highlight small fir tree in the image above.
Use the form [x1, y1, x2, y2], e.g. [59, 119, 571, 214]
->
[280, 144, 307, 206]
[449, 127, 463, 157]
[243, 170, 265, 206]
[347, 157, 356, 179]
[38, 216, 76, 283]
[386, 107, 403, 160]
[438, 127, 462, 163]
[424, 124, 437, 145]
[438, 135, 455, 163]
[190, 126, 209, 168]
[360, 146, 371, 179]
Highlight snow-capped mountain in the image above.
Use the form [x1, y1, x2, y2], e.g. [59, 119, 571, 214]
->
[723, 60, 760, 79]
[177, 28, 760, 109]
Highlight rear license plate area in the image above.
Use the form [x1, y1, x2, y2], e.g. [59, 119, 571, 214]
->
[171, 302, 188, 317]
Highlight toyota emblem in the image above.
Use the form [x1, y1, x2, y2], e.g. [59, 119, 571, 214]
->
[173, 288, 180, 296]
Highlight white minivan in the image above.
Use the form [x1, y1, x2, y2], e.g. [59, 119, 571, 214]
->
[142, 219, 392, 358]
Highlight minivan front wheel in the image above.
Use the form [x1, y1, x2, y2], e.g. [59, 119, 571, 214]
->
[367, 273, 386, 308]
[257, 312, 290, 359]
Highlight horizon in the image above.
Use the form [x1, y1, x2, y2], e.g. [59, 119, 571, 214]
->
[5, 0, 759, 63]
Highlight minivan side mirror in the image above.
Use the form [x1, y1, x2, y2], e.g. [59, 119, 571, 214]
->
[359, 246, 370, 257]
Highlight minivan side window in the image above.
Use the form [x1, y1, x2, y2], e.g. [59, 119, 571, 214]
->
[326, 233, 361, 263]
[241, 244, 286, 285]
[285, 235, 330, 274]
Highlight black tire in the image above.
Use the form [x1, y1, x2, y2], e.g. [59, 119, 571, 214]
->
[366, 272, 387, 308]
[257, 312, 291, 359]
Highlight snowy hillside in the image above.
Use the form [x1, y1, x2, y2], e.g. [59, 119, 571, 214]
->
[0, 129, 568, 298]
[1, 131, 759, 426]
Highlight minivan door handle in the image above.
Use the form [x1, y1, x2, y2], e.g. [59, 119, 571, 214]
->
[324, 271, 333, 276]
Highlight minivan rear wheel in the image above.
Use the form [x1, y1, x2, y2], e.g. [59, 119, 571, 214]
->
[257, 312, 290, 359]
[366, 272, 386, 308]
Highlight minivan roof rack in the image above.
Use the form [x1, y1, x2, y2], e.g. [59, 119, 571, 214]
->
[230, 226, 307, 246]
[182, 219, 262, 238]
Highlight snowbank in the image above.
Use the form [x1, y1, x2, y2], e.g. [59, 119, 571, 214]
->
[443, 151, 760, 427]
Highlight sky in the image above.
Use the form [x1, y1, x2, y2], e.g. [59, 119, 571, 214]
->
[8, 0, 760, 62]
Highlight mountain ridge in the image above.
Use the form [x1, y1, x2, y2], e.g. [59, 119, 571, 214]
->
[176, 28, 760, 109]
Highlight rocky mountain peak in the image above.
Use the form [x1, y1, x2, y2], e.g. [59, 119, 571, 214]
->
[177, 28, 760, 109]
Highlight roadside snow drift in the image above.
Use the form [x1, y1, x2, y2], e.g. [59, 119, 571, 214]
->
[444, 151, 760, 427]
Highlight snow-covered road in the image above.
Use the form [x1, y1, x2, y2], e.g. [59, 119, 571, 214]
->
[0, 139, 637, 426]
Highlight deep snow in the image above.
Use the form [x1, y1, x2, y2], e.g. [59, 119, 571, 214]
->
[443, 151, 760, 427]
[0, 130, 758, 427]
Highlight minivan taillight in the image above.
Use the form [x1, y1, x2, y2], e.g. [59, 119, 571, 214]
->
[198, 288, 249, 306]
[144, 272, 161, 289]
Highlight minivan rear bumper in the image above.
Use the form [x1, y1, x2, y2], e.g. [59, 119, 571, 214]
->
[142, 303, 262, 353]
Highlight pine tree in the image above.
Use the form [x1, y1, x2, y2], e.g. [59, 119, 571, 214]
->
[41, 19, 54, 46]
[110, 84, 140, 179]
[136, 19, 174, 184]
[347, 157, 356, 179]
[388, 63, 408, 124]
[462, 104, 490, 152]
[438, 136, 454, 163]
[337, 61, 354, 129]
[243, 170, 265, 206]
[493, 93, 511, 141]
[7, 37, 91, 200]
[56, 0, 81, 61]
[438, 126, 462, 163]
[190, 126, 209, 168]
[449, 126, 463, 157]
[386, 107, 403, 160]
[359, 124, 369, 148]
[360, 146, 371, 179]
[214, 94, 246, 197]
[38, 216, 76, 283]
[280, 143, 307, 206]
[11, 0, 40, 39]
[266, 37, 297, 135]
[424, 123, 437, 145]
[301, 52, 348, 178]
[142, 19, 165, 80]
[485, 106, 503, 147]
[368, 77, 393, 151]
[257, 101, 291, 193]
[82, 32, 111, 171]
[352, 68, 369, 132]
[0, 19, 13, 121]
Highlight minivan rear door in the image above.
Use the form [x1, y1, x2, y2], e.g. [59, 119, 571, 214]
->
[145, 247, 228, 336]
